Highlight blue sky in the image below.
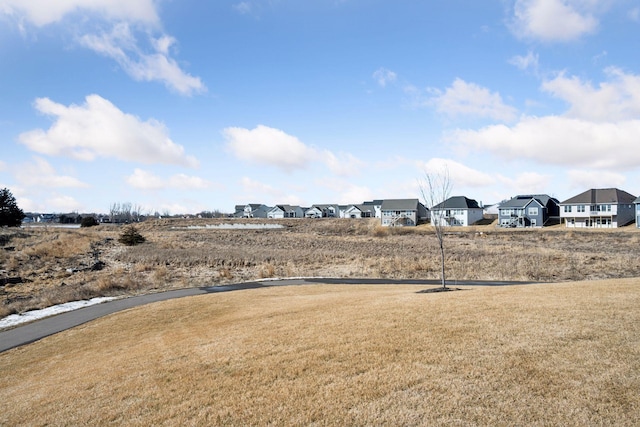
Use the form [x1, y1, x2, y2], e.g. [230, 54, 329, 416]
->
[1, 0, 640, 215]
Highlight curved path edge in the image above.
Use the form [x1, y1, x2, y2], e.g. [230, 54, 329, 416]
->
[0, 278, 538, 353]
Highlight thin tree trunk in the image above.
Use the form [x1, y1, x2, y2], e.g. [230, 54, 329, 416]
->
[439, 242, 446, 289]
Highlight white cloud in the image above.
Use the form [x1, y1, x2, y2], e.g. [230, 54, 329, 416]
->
[234, 2, 252, 15]
[19, 95, 199, 168]
[240, 176, 282, 199]
[450, 116, 640, 170]
[239, 177, 307, 206]
[224, 125, 362, 175]
[496, 171, 552, 194]
[566, 169, 626, 190]
[317, 177, 375, 205]
[427, 78, 518, 122]
[125, 169, 165, 190]
[14, 158, 89, 188]
[1, 0, 204, 96]
[450, 68, 640, 171]
[321, 151, 364, 176]
[168, 174, 213, 190]
[509, 51, 539, 72]
[511, 0, 599, 42]
[224, 125, 315, 172]
[80, 24, 205, 96]
[541, 67, 640, 121]
[372, 68, 397, 87]
[126, 169, 213, 190]
[47, 194, 85, 213]
[629, 7, 640, 22]
[0, 0, 159, 27]
[419, 158, 495, 188]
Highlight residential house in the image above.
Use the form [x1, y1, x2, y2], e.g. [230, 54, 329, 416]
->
[36, 214, 59, 223]
[381, 199, 428, 227]
[362, 200, 384, 218]
[635, 196, 640, 228]
[560, 188, 636, 228]
[305, 204, 340, 218]
[234, 204, 271, 218]
[267, 205, 305, 219]
[498, 194, 560, 228]
[430, 196, 483, 227]
[343, 204, 376, 219]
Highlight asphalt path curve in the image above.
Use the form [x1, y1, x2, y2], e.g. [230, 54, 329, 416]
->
[0, 278, 538, 353]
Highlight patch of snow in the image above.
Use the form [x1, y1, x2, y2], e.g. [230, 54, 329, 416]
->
[0, 297, 116, 329]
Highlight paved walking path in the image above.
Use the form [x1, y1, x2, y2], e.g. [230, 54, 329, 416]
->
[0, 278, 537, 353]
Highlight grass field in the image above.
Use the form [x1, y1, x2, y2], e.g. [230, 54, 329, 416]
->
[3, 218, 640, 318]
[1, 279, 639, 425]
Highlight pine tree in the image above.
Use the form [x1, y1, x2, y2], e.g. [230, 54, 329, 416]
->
[0, 188, 25, 227]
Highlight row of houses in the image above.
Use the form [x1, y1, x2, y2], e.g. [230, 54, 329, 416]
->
[235, 187, 640, 229]
[429, 188, 640, 229]
[432, 188, 640, 229]
[235, 199, 429, 227]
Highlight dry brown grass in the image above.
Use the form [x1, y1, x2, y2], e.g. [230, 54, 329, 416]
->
[1, 279, 639, 425]
[3, 219, 640, 318]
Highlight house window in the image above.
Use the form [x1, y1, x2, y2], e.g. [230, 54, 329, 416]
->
[528, 207, 538, 216]
[576, 205, 585, 212]
[564, 206, 572, 213]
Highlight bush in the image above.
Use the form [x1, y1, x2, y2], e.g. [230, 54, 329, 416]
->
[80, 217, 99, 228]
[118, 226, 146, 246]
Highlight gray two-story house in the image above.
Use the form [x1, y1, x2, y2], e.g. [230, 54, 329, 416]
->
[498, 194, 560, 228]
[560, 188, 636, 228]
[381, 199, 428, 227]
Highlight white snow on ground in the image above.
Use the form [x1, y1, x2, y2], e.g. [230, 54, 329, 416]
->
[0, 297, 116, 329]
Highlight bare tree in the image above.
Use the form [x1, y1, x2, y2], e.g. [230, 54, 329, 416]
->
[420, 168, 452, 289]
[109, 202, 120, 223]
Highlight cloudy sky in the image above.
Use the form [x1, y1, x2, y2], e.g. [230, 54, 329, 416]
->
[1, 0, 640, 215]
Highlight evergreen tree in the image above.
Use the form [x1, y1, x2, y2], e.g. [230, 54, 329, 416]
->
[0, 188, 25, 227]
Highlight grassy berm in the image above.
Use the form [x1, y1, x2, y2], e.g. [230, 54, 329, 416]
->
[2, 217, 640, 318]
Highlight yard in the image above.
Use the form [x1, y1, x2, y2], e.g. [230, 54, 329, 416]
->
[1, 280, 639, 425]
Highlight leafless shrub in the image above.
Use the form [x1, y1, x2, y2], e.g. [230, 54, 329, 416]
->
[218, 268, 233, 280]
[259, 264, 276, 279]
[372, 226, 389, 237]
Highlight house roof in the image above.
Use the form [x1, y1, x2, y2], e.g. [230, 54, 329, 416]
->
[381, 198, 421, 210]
[431, 196, 481, 210]
[635, 197, 640, 204]
[311, 204, 338, 210]
[499, 194, 558, 209]
[560, 188, 637, 205]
